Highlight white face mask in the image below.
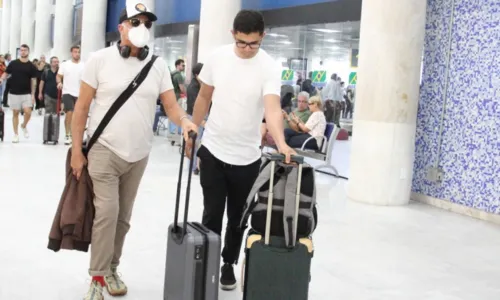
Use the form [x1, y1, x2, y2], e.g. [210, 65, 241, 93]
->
[128, 24, 150, 48]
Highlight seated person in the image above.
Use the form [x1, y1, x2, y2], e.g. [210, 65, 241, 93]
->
[284, 96, 326, 151]
[261, 91, 311, 146]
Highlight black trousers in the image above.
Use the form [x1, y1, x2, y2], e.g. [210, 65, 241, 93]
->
[284, 128, 318, 150]
[198, 145, 261, 265]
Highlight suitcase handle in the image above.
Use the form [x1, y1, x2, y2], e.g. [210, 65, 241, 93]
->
[173, 130, 197, 243]
[57, 90, 62, 115]
[268, 153, 304, 164]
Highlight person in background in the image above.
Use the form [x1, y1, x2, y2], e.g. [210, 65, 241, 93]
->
[186, 62, 204, 175]
[57, 45, 85, 145]
[0, 44, 37, 143]
[2, 54, 12, 108]
[38, 57, 60, 114]
[284, 95, 327, 150]
[35, 57, 48, 115]
[0, 55, 6, 107]
[168, 59, 186, 135]
[261, 91, 311, 147]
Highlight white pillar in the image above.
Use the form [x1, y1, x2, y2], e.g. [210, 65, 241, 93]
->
[8, 0, 21, 56]
[197, 0, 241, 62]
[1, 0, 11, 54]
[21, 0, 36, 51]
[81, 0, 107, 60]
[53, 0, 74, 60]
[347, 0, 427, 206]
[34, 0, 53, 58]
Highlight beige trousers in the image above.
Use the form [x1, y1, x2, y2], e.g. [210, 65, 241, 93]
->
[87, 142, 149, 276]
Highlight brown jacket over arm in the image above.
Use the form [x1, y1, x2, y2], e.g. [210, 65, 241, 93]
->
[48, 149, 95, 252]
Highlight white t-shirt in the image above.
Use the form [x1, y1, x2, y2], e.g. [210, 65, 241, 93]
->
[58, 60, 85, 97]
[198, 44, 281, 165]
[82, 46, 173, 162]
[305, 111, 327, 147]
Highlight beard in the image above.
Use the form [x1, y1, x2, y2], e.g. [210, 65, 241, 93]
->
[20, 54, 29, 59]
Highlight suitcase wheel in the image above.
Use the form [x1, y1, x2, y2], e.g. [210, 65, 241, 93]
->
[171, 141, 175, 146]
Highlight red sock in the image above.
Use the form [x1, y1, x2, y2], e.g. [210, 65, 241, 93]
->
[92, 276, 106, 287]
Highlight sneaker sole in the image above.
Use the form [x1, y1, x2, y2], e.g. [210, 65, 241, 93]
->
[220, 283, 237, 291]
[106, 287, 128, 297]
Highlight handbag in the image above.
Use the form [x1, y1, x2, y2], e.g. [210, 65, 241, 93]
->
[82, 55, 159, 156]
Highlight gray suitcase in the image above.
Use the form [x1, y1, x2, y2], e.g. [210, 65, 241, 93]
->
[43, 113, 60, 144]
[164, 131, 221, 300]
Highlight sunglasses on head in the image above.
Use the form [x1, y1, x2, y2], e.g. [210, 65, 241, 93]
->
[128, 18, 153, 29]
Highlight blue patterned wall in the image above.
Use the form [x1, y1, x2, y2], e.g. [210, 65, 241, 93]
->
[412, 0, 500, 213]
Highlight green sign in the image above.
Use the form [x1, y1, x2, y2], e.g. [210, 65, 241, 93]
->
[349, 72, 357, 85]
[281, 70, 294, 81]
[311, 71, 327, 83]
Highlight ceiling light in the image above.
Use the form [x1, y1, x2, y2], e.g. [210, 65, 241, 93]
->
[321, 39, 340, 43]
[312, 29, 341, 33]
[267, 33, 288, 38]
[277, 40, 293, 45]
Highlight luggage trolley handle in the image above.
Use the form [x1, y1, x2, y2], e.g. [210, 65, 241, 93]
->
[57, 90, 62, 116]
[264, 154, 304, 246]
[173, 130, 198, 243]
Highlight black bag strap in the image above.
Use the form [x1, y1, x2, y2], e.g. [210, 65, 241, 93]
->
[85, 55, 158, 154]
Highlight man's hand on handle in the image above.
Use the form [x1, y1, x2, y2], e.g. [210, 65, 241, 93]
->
[277, 142, 297, 164]
[181, 117, 199, 159]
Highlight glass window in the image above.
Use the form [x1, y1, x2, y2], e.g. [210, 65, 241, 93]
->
[154, 35, 188, 72]
[262, 21, 360, 90]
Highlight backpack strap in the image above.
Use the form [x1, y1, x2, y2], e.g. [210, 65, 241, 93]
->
[84, 55, 158, 155]
[239, 158, 276, 231]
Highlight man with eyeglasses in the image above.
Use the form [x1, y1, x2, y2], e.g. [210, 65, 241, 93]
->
[69, 2, 198, 299]
[189, 9, 296, 291]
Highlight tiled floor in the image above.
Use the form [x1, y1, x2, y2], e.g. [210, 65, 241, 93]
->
[0, 111, 499, 300]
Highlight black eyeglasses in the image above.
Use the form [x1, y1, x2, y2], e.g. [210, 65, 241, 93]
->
[235, 40, 262, 49]
[129, 18, 153, 29]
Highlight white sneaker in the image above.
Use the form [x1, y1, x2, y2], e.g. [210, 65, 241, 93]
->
[21, 125, 29, 139]
[83, 281, 104, 300]
[65, 135, 72, 145]
[12, 135, 19, 143]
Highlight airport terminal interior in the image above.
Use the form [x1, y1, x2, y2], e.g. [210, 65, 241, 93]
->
[0, 0, 499, 299]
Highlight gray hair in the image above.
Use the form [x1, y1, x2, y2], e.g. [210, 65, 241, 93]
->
[297, 91, 310, 100]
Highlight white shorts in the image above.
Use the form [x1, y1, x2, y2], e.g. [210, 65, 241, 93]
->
[8, 94, 32, 110]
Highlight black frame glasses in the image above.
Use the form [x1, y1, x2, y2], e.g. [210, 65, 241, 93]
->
[129, 18, 153, 29]
[235, 40, 262, 50]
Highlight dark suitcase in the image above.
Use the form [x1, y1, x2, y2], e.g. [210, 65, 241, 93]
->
[0, 109, 4, 142]
[242, 154, 314, 300]
[43, 91, 61, 144]
[164, 131, 221, 300]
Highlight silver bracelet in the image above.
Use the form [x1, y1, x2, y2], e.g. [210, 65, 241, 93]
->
[179, 115, 189, 123]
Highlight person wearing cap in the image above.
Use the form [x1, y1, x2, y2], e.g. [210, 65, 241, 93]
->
[70, 2, 198, 299]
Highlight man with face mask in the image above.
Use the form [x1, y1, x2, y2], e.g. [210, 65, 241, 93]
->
[70, 2, 198, 299]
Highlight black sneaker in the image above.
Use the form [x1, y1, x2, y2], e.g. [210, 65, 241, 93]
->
[220, 263, 237, 291]
[193, 168, 200, 175]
